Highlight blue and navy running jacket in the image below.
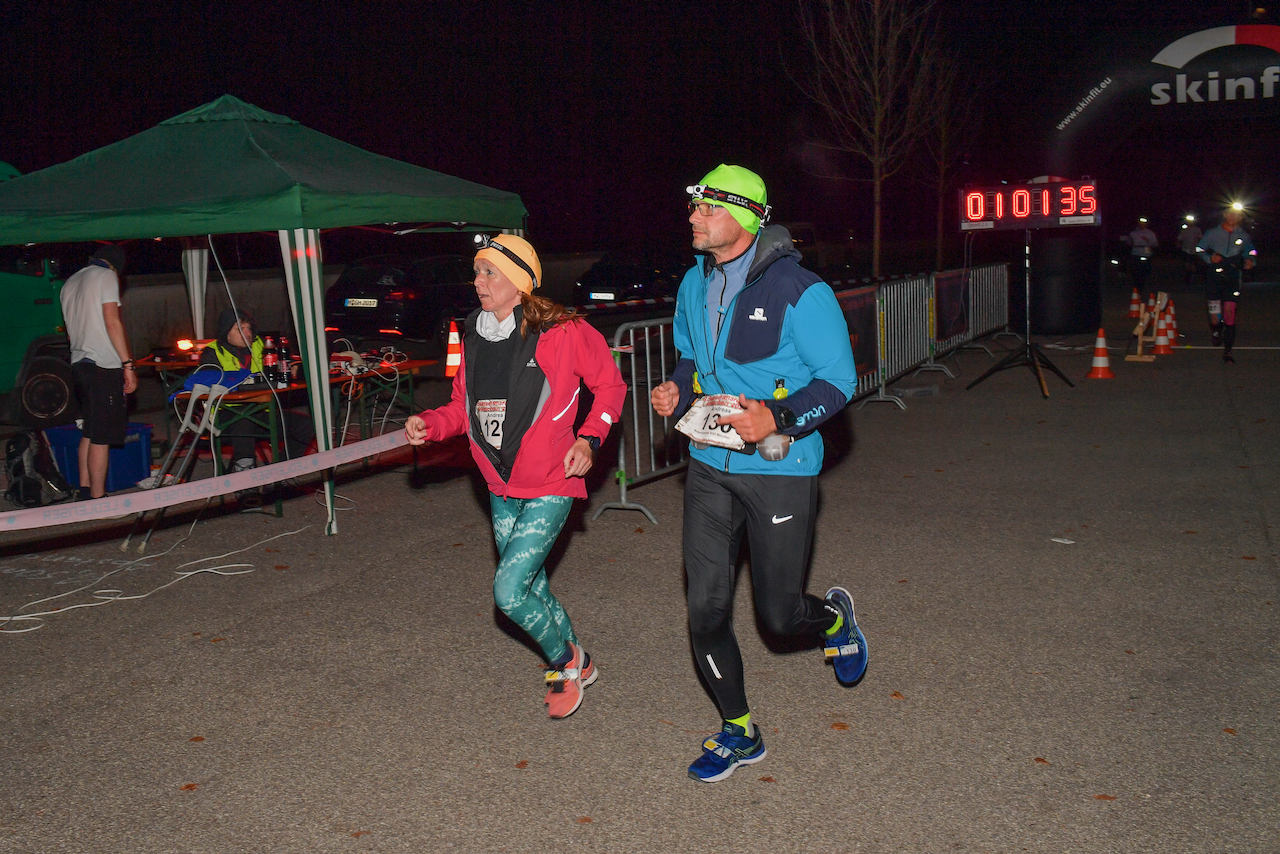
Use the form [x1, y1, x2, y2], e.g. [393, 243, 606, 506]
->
[668, 225, 857, 476]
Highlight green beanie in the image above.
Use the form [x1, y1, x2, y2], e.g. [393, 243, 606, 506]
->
[689, 164, 769, 234]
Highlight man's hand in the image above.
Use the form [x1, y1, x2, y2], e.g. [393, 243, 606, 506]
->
[651, 381, 680, 417]
[718, 393, 778, 443]
[1211, 253, 1223, 263]
[405, 415, 430, 446]
[563, 436, 594, 478]
[122, 367, 137, 394]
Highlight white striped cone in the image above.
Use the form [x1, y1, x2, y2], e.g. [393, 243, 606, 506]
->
[1086, 328, 1115, 378]
[1127, 288, 1142, 318]
[445, 320, 461, 377]
[1152, 310, 1173, 355]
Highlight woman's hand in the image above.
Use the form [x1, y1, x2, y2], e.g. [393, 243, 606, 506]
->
[405, 415, 430, 446]
[563, 437, 594, 478]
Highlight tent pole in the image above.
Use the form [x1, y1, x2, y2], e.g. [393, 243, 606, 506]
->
[279, 227, 337, 534]
[180, 239, 209, 339]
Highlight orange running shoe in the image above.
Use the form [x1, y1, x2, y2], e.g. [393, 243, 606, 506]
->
[544, 642, 597, 719]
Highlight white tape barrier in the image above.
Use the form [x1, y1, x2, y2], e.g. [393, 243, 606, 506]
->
[1, 431, 410, 532]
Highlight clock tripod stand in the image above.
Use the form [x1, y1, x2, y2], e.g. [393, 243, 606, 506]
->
[965, 229, 1075, 399]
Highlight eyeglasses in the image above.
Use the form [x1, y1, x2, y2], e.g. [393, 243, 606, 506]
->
[688, 201, 723, 217]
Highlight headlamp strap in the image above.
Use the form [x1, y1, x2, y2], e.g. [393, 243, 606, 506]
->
[474, 233, 539, 289]
[686, 184, 772, 224]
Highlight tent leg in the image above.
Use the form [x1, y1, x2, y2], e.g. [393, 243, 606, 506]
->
[279, 227, 338, 534]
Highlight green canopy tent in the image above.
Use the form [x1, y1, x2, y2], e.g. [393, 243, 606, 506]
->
[0, 95, 527, 533]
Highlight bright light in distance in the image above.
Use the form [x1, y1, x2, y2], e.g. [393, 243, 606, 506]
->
[1232, 201, 1244, 211]
[176, 339, 194, 351]
[1185, 214, 1196, 222]
[1138, 216, 1148, 223]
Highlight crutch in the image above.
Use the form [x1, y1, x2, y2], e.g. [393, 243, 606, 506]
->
[120, 379, 234, 553]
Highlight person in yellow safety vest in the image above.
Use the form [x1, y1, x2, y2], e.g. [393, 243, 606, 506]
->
[198, 309, 314, 487]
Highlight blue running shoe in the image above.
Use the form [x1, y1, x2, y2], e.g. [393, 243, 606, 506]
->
[823, 586, 868, 686]
[687, 722, 767, 783]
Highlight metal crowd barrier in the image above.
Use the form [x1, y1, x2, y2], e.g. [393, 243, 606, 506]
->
[592, 263, 1009, 520]
[590, 318, 686, 524]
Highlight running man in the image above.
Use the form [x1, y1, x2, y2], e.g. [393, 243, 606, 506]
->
[651, 164, 867, 782]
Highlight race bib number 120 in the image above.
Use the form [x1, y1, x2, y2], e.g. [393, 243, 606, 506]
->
[676, 394, 746, 450]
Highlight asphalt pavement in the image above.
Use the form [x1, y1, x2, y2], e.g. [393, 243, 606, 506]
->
[1, 266, 1276, 853]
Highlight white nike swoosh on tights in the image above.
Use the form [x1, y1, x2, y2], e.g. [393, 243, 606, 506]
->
[771, 514, 793, 524]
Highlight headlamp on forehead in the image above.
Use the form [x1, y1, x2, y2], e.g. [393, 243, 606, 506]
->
[686, 184, 772, 225]
[474, 233, 539, 290]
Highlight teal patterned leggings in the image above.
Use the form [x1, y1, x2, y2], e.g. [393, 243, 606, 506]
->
[489, 494, 577, 664]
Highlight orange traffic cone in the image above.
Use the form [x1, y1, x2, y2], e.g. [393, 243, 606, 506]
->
[444, 320, 461, 377]
[1127, 287, 1142, 318]
[1085, 328, 1115, 378]
[1167, 298, 1179, 342]
[1145, 293, 1157, 316]
[1152, 311, 1174, 355]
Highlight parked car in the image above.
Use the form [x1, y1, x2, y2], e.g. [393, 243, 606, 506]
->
[324, 254, 476, 351]
[573, 255, 683, 306]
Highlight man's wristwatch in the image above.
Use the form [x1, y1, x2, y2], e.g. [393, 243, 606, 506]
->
[578, 434, 602, 452]
[770, 403, 797, 431]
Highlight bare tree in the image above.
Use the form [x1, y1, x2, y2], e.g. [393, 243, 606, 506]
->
[794, 0, 939, 277]
[920, 52, 983, 271]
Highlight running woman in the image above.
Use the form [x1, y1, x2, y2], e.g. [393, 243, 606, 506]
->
[405, 234, 626, 718]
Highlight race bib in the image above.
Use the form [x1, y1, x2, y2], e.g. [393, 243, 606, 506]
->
[676, 394, 746, 451]
[477, 399, 506, 449]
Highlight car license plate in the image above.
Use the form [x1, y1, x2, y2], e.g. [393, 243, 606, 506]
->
[588, 292, 616, 301]
[345, 298, 378, 308]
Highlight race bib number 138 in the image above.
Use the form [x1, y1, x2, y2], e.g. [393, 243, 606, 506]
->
[675, 394, 746, 450]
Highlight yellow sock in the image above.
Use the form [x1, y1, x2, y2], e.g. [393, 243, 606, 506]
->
[726, 712, 752, 735]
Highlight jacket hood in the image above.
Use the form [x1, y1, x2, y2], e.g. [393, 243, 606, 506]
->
[698, 225, 801, 282]
[745, 225, 802, 282]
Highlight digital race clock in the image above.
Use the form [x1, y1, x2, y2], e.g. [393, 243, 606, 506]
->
[959, 181, 1099, 231]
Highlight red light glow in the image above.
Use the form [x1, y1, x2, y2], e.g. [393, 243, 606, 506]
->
[1079, 185, 1096, 214]
[1012, 189, 1030, 218]
[1060, 186, 1077, 215]
[966, 192, 984, 221]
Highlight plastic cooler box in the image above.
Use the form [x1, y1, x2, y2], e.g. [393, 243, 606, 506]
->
[44, 422, 153, 492]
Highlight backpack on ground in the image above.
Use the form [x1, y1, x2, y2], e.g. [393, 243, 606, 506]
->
[5, 431, 73, 508]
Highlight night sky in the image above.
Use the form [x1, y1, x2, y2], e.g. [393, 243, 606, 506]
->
[1, 1, 1275, 268]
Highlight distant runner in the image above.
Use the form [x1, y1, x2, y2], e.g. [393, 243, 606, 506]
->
[1197, 206, 1257, 363]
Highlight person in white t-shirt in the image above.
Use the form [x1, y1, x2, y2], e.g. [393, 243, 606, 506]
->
[58, 245, 136, 499]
